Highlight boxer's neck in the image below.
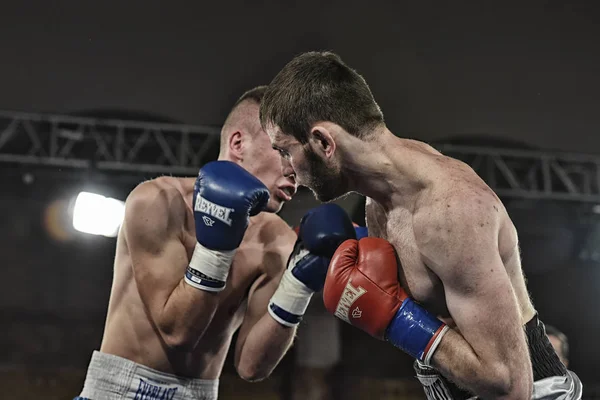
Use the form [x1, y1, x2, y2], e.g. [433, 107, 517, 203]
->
[340, 129, 432, 211]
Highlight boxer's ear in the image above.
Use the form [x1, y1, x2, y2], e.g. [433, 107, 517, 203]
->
[309, 124, 336, 159]
[228, 131, 245, 162]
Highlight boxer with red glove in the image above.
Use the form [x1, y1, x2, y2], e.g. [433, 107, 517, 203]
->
[323, 237, 449, 365]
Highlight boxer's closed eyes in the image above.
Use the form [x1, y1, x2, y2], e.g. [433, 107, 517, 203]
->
[272, 145, 290, 160]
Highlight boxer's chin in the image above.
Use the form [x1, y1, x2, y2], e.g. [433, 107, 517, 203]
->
[265, 198, 284, 214]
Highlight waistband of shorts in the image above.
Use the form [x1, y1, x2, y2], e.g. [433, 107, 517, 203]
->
[526, 315, 569, 380]
[80, 351, 218, 400]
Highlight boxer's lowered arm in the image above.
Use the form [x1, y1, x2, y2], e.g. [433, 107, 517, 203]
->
[125, 182, 220, 351]
[415, 200, 533, 399]
[234, 222, 297, 382]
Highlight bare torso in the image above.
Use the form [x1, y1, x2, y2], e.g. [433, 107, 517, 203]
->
[365, 143, 536, 327]
[100, 177, 280, 379]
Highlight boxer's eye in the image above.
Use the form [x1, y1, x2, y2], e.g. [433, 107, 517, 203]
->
[273, 145, 291, 160]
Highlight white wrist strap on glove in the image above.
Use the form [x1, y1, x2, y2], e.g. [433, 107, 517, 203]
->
[268, 269, 314, 327]
[422, 325, 450, 367]
[184, 242, 236, 292]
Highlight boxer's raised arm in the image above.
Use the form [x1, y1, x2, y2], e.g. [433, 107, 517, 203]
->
[235, 205, 356, 382]
[234, 223, 296, 381]
[416, 197, 533, 399]
[125, 182, 220, 351]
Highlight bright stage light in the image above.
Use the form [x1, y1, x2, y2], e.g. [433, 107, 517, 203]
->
[72, 192, 125, 237]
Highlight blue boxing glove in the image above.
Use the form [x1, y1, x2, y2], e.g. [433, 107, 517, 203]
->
[354, 225, 368, 240]
[268, 204, 356, 327]
[185, 161, 270, 292]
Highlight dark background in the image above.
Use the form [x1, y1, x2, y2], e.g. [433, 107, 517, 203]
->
[0, 1, 598, 398]
[0, 1, 599, 152]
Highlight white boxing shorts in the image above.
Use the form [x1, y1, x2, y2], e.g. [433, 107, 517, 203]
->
[75, 351, 219, 400]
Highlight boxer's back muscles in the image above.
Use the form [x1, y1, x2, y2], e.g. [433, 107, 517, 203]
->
[100, 176, 293, 379]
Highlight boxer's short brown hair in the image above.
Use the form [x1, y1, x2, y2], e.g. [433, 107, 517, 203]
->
[260, 52, 384, 144]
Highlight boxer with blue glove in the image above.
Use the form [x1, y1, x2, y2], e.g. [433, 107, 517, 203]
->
[268, 204, 356, 327]
[185, 161, 270, 292]
[77, 86, 311, 400]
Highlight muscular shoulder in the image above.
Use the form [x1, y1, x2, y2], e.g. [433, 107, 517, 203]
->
[413, 187, 503, 268]
[124, 178, 188, 247]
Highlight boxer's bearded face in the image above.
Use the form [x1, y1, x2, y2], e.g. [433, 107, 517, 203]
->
[267, 126, 347, 203]
[302, 146, 347, 202]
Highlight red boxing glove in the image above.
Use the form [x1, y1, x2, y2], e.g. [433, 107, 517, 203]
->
[323, 238, 448, 364]
[323, 237, 405, 338]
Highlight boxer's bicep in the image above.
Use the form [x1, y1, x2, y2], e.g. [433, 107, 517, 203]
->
[419, 210, 530, 386]
[125, 184, 189, 326]
[129, 236, 189, 323]
[436, 247, 525, 365]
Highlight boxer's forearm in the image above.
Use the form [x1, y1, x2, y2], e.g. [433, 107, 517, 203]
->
[158, 280, 221, 351]
[235, 314, 296, 382]
[429, 329, 527, 399]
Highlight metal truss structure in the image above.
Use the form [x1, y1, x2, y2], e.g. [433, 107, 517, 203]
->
[437, 144, 600, 203]
[1, 110, 600, 203]
[0, 110, 221, 176]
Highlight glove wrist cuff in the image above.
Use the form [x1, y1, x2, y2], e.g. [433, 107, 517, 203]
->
[268, 269, 314, 326]
[385, 298, 447, 363]
[184, 242, 236, 292]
